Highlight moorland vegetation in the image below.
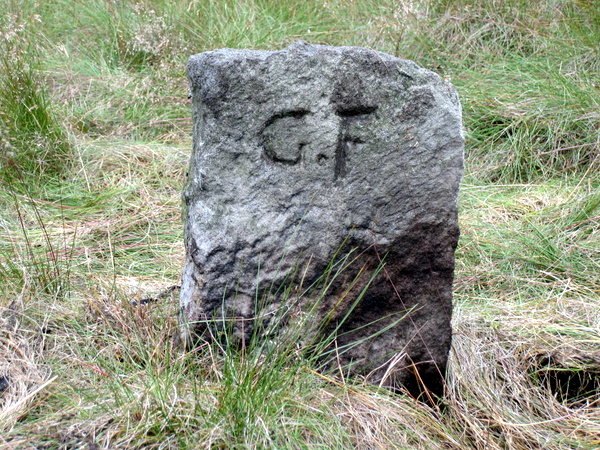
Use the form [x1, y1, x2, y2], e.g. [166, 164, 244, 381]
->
[1, 0, 598, 447]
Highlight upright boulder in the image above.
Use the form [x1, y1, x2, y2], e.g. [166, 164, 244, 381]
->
[181, 42, 464, 399]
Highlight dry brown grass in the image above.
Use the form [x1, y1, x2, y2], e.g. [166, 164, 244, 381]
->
[0, 293, 55, 434]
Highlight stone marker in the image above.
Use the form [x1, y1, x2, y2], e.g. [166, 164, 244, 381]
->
[181, 42, 464, 399]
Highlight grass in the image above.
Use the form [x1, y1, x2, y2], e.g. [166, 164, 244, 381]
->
[0, 9, 71, 187]
[1, 0, 599, 447]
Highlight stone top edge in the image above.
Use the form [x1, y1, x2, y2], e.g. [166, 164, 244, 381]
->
[186, 41, 420, 70]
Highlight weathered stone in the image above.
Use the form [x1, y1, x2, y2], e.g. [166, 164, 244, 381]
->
[180, 42, 464, 399]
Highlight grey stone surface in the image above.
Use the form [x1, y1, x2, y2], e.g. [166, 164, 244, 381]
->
[181, 42, 464, 398]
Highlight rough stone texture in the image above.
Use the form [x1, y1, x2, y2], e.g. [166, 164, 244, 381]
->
[181, 42, 464, 398]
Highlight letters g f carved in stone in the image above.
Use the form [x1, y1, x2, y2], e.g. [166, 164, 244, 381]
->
[261, 104, 378, 181]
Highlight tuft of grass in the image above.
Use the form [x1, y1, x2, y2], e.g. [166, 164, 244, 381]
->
[0, 10, 71, 188]
[456, 179, 599, 300]
[0, 294, 55, 434]
[447, 308, 600, 449]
